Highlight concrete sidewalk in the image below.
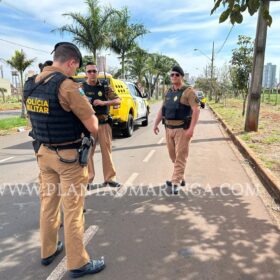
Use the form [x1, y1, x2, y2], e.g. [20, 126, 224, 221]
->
[81, 107, 280, 280]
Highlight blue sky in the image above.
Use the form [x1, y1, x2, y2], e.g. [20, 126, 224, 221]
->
[1, 0, 280, 81]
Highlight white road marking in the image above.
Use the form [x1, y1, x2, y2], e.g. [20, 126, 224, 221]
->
[143, 150, 155, 163]
[157, 137, 165, 145]
[0, 157, 14, 163]
[46, 225, 99, 280]
[115, 172, 139, 198]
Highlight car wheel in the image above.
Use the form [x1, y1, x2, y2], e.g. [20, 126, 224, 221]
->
[123, 114, 134, 137]
[142, 113, 148, 126]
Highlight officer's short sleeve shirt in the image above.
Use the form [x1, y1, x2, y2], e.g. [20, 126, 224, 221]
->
[180, 86, 200, 108]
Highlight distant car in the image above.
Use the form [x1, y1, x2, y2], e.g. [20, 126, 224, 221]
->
[195, 91, 206, 108]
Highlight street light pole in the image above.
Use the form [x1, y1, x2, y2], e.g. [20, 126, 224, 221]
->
[0, 58, 6, 79]
[0, 65, 3, 79]
[194, 41, 215, 100]
[210, 41, 215, 100]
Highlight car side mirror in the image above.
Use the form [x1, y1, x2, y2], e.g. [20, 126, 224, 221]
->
[142, 93, 148, 98]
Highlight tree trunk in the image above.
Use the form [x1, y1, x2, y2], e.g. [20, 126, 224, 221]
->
[0, 90, 6, 102]
[121, 53, 125, 79]
[93, 50, 97, 64]
[245, 0, 269, 132]
[242, 90, 249, 117]
[19, 71, 26, 118]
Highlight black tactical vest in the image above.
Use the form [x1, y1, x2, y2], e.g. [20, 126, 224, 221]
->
[83, 81, 109, 116]
[24, 72, 88, 144]
[162, 86, 192, 120]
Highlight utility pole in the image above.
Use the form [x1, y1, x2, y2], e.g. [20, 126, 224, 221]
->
[194, 41, 215, 100]
[210, 41, 215, 101]
[245, 0, 269, 132]
[0, 65, 3, 78]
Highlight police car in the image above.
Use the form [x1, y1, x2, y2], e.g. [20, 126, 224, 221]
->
[73, 74, 150, 137]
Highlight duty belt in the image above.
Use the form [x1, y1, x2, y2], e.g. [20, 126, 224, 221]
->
[43, 142, 81, 151]
[98, 118, 109, 125]
[165, 124, 185, 129]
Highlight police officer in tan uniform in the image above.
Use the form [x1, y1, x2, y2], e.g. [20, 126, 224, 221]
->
[83, 63, 121, 188]
[153, 65, 200, 194]
[24, 42, 105, 278]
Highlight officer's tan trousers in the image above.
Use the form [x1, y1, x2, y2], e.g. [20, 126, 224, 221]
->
[37, 145, 90, 270]
[88, 123, 116, 183]
[165, 128, 191, 184]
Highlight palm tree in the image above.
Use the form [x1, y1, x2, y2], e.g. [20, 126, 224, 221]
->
[126, 46, 148, 85]
[110, 8, 149, 78]
[6, 50, 35, 118]
[56, 0, 117, 63]
[0, 87, 7, 102]
[144, 53, 178, 98]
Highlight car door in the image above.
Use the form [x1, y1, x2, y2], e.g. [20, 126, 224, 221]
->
[127, 84, 142, 119]
[134, 86, 147, 118]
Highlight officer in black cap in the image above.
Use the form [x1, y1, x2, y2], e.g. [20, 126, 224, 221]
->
[24, 42, 106, 278]
[153, 65, 200, 194]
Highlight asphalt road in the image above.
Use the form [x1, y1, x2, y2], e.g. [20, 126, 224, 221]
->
[0, 103, 280, 280]
[0, 110, 21, 119]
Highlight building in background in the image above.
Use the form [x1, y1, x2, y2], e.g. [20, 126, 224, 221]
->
[184, 72, 190, 84]
[0, 78, 12, 98]
[97, 55, 106, 73]
[262, 63, 276, 88]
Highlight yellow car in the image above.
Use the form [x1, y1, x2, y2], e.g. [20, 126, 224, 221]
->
[73, 73, 150, 137]
[195, 90, 206, 108]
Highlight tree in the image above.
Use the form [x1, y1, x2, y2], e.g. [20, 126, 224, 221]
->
[110, 7, 149, 78]
[0, 87, 7, 102]
[211, 0, 272, 26]
[211, 0, 275, 131]
[56, 0, 117, 63]
[77, 55, 94, 73]
[126, 46, 149, 86]
[6, 50, 35, 118]
[230, 35, 254, 116]
[144, 54, 177, 99]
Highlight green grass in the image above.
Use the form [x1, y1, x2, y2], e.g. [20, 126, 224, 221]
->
[0, 117, 28, 130]
[240, 133, 252, 142]
[262, 136, 279, 144]
[0, 97, 22, 110]
[209, 98, 280, 178]
[261, 92, 280, 105]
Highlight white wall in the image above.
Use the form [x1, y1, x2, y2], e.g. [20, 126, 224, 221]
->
[0, 78, 12, 96]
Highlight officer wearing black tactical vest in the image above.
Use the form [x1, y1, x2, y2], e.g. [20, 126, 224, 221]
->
[23, 42, 106, 278]
[82, 62, 121, 188]
[153, 65, 200, 195]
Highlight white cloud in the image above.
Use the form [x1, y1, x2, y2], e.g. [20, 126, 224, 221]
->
[151, 19, 219, 33]
[1, 0, 280, 82]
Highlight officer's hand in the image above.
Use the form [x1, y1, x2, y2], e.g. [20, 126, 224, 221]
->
[184, 128, 194, 138]
[93, 100, 106, 106]
[153, 126, 160, 135]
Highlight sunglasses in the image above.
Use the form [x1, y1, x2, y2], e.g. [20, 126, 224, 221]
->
[87, 70, 98, 74]
[170, 73, 180, 77]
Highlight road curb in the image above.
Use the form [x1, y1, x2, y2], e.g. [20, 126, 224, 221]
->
[209, 105, 280, 203]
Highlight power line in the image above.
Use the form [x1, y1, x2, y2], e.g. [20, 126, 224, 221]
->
[216, 25, 234, 54]
[0, 0, 59, 29]
[0, 38, 49, 53]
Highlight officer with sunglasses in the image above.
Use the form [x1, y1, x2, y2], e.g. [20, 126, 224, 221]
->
[24, 42, 106, 278]
[82, 62, 121, 188]
[153, 65, 200, 194]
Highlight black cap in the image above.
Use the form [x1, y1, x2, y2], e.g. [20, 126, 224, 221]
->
[51, 42, 83, 68]
[171, 65, 184, 76]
